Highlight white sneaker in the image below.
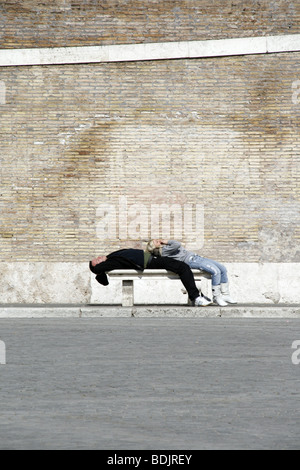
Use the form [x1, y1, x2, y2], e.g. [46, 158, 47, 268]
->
[222, 294, 237, 304]
[213, 295, 228, 307]
[212, 285, 228, 307]
[194, 296, 212, 307]
[221, 283, 237, 304]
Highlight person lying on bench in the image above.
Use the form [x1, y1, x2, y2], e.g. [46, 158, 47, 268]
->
[89, 248, 212, 306]
[146, 239, 236, 306]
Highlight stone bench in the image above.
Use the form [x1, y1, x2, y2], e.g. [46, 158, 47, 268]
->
[107, 269, 211, 306]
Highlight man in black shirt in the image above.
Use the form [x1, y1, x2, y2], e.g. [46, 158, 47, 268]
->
[90, 248, 211, 306]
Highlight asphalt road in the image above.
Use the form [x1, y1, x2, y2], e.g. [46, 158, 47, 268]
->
[0, 317, 299, 450]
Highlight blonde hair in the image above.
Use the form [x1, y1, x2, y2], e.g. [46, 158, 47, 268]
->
[146, 240, 162, 257]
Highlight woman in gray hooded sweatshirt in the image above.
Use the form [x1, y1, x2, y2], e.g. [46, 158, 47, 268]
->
[147, 239, 236, 307]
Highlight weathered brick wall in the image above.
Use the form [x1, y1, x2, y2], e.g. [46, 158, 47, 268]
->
[1, 0, 300, 49]
[0, 1, 299, 267]
[1, 52, 299, 263]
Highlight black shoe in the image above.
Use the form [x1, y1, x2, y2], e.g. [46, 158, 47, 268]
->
[95, 274, 109, 286]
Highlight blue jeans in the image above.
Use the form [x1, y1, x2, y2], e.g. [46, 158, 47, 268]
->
[188, 255, 228, 286]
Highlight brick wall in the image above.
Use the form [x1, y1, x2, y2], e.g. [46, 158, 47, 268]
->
[1, 0, 300, 49]
[1, 52, 299, 263]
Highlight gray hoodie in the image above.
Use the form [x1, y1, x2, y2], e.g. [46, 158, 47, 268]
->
[162, 240, 196, 264]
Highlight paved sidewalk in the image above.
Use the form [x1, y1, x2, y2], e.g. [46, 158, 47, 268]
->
[0, 303, 300, 318]
[0, 316, 300, 450]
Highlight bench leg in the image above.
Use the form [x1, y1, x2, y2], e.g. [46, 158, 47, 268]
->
[122, 280, 134, 307]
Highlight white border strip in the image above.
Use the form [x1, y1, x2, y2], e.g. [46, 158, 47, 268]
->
[1, 34, 300, 67]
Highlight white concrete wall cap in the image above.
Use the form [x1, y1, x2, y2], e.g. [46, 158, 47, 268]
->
[1, 34, 300, 67]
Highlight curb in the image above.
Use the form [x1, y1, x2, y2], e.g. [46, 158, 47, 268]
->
[0, 304, 300, 318]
